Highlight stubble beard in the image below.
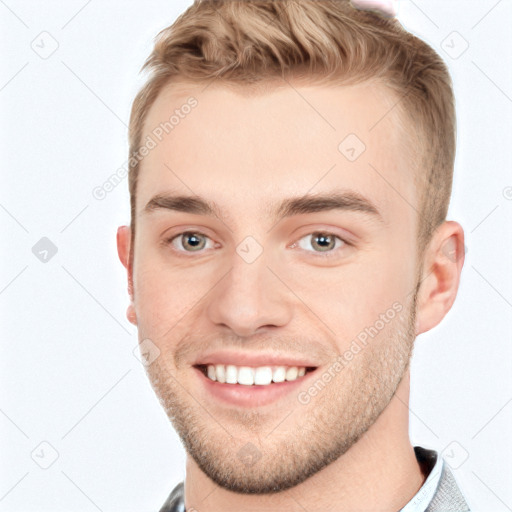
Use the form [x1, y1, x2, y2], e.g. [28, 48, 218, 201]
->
[144, 291, 418, 495]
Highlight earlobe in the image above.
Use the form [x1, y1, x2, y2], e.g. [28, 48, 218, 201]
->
[415, 221, 465, 336]
[116, 225, 137, 325]
[126, 304, 137, 325]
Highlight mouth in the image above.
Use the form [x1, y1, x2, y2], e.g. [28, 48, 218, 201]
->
[193, 362, 320, 408]
[192, 362, 320, 408]
[191, 351, 321, 407]
[194, 364, 318, 386]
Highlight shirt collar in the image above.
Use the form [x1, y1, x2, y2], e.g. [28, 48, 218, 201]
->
[400, 446, 443, 512]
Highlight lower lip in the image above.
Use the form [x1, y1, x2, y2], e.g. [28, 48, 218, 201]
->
[194, 366, 318, 408]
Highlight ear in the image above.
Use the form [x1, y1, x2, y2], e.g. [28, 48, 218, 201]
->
[116, 225, 137, 325]
[415, 221, 465, 335]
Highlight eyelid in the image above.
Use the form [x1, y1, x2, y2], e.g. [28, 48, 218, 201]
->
[290, 224, 357, 246]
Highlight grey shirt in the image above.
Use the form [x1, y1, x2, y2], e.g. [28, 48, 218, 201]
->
[158, 446, 471, 512]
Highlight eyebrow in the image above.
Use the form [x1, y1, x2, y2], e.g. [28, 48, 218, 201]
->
[142, 190, 383, 224]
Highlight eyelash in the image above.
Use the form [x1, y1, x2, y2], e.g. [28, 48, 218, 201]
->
[164, 230, 350, 259]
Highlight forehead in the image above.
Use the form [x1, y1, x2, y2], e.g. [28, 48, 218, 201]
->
[136, 79, 416, 227]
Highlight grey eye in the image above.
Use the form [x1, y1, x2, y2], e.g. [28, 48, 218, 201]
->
[297, 232, 345, 254]
[173, 232, 209, 252]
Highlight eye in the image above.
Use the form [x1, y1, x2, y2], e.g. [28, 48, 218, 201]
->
[164, 230, 350, 258]
[291, 232, 348, 258]
[165, 231, 215, 254]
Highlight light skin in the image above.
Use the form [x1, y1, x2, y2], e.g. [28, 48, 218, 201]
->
[117, 79, 465, 511]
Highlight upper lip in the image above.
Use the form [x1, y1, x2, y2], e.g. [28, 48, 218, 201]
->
[193, 351, 318, 368]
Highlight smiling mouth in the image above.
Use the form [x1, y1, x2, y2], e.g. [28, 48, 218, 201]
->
[194, 364, 317, 386]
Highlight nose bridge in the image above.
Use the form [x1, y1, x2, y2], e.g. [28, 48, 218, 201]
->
[206, 243, 292, 336]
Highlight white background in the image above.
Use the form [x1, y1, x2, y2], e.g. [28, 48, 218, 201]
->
[1, 1, 511, 510]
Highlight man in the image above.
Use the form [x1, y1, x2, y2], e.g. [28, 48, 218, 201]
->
[116, 0, 471, 510]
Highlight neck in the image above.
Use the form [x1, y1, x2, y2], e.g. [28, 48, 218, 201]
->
[184, 368, 425, 512]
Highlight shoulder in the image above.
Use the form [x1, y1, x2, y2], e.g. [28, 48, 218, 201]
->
[158, 481, 185, 512]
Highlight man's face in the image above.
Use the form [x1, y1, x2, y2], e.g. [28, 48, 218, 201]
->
[127, 80, 421, 493]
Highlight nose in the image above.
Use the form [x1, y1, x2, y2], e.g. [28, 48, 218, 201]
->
[205, 252, 293, 338]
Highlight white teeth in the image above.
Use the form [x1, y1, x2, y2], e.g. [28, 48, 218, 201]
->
[285, 367, 298, 381]
[254, 367, 273, 385]
[203, 364, 310, 385]
[215, 364, 226, 383]
[225, 364, 238, 384]
[207, 365, 217, 381]
[237, 366, 254, 386]
[272, 366, 287, 383]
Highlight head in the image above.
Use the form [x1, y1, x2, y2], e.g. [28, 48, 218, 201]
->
[117, 0, 464, 494]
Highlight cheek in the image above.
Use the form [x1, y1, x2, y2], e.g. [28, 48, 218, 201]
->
[132, 244, 221, 335]
[134, 270, 190, 333]
[291, 248, 415, 341]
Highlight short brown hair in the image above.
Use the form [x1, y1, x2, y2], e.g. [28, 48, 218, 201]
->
[128, 0, 456, 264]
